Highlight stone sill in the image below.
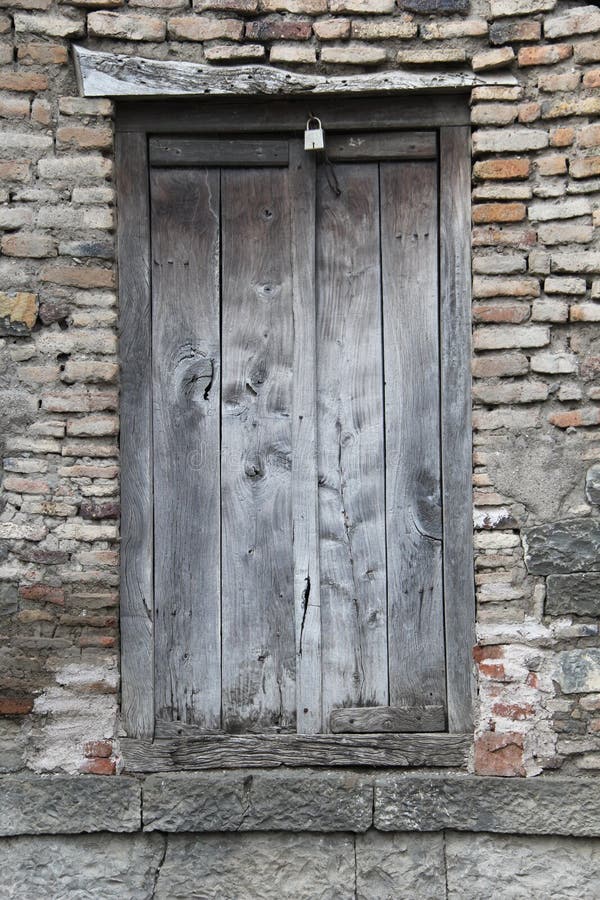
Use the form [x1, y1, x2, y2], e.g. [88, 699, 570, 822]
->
[2, 773, 599, 838]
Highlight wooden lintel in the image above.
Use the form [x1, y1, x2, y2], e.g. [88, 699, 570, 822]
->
[74, 45, 517, 100]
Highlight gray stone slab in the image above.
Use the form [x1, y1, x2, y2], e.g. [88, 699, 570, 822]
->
[446, 832, 600, 899]
[546, 573, 600, 617]
[523, 518, 600, 575]
[374, 776, 600, 836]
[154, 832, 355, 900]
[356, 830, 446, 900]
[555, 650, 600, 694]
[0, 776, 141, 835]
[0, 834, 164, 900]
[143, 770, 373, 832]
[586, 464, 600, 505]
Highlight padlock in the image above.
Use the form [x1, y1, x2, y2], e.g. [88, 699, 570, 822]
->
[304, 116, 325, 151]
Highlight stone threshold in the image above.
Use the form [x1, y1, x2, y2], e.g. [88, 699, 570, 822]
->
[2, 773, 599, 837]
[73, 45, 517, 99]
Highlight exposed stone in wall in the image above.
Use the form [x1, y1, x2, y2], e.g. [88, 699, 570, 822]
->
[0, 0, 598, 778]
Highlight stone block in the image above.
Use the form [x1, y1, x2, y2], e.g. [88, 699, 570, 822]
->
[143, 770, 373, 832]
[0, 776, 141, 835]
[355, 831, 446, 900]
[446, 833, 600, 899]
[0, 291, 37, 335]
[586, 464, 600, 505]
[0, 834, 164, 899]
[400, 0, 469, 12]
[153, 832, 355, 899]
[523, 519, 600, 574]
[555, 650, 600, 694]
[544, 5, 600, 39]
[374, 775, 600, 835]
[546, 573, 600, 616]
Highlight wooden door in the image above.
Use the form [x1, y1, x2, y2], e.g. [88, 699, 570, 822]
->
[118, 115, 474, 751]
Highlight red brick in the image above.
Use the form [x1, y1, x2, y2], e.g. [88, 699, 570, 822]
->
[492, 701, 535, 720]
[473, 304, 530, 323]
[80, 757, 116, 775]
[518, 102, 540, 123]
[17, 42, 68, 64]
[583, 68, 600, 89]
[0, 160, 31, 181]
[550, 126, 575, 148]
[83, 739, 113, 758]
[19, 583, 65, 605]
[474, 732, 526, 776]
[549, 408, 600, 428]
[0, 696, 34, 716]
[518, 44, 572, 67]
[56, 126, 113, 150]
[473, 158, 531, 181]
[473, 203, 527, 224]
[245, 17, 311, 39]
[0, 72, 48, 91]
[473, 645, 504, 663]
[79, 635, 117, 648]
[40, 265, 116, 289]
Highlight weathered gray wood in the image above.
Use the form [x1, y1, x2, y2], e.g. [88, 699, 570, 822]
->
[289, 143, 322, 735]
[440, 127, 476, 733]
[121, 733, 470, 771]
[75, 46, 517, 99]
[317, 162, 388, 726]
[149, 137, 289, 168]
[151, 168, 221, 729]
[116, 97, 471, 134]
[381, 162, 446, 715]
[330, 706, 446, 733]
[326, 131, 436, 162]
[220, 166, 296, 733]
[116, 131, 154, 739]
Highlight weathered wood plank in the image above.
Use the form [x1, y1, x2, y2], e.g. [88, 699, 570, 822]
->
[220, 166, 296, 733]
[76, 46, 517, 100]
[289, 143, 322, 735]
[122, 733, 470, 771]
[381, 161, 446, 714]
[117, 131, 154, 739]
[151, 168, 221, 729]
[149, 138, 289, 168]
[326, 131, 436, 162]
[116, 96, 471, 134]
[330, 705, 445, 733]
[317, 162, 388, 726]
[440, 126, 476, 733]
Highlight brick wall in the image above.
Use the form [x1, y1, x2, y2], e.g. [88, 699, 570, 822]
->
[0, 0, 599, 777]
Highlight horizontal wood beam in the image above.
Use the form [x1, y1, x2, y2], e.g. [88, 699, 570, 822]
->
[121, 733, 470, 772]
[74, 46, 516, 101]
[330, 705, 446, 733]
[149, 137, 289, 167]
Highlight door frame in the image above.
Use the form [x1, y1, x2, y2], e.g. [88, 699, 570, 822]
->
[116, 95, 475, 772]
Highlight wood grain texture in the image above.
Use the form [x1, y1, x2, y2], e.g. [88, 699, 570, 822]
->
[121, 733, 470, 771]
[116, 97, 471, 134]
[220, 167, 296, 733]
[317, 162, 388, 725]
[151, 168, 221, 729]
[326, 131, 436, 162]
[440, 127, 476, 733]
[149, 138, 289, 168]
[289, 143, 322, 734]
[117, 131, 154, 739]
[76, 46, 517, 100]
[381, 162, 446, 715]
[330, 705, 445, 733]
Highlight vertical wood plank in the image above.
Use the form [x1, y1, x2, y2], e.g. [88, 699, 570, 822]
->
[289, 143, 322, 734]
[151, 168, 221, 729]
[117, 131, 154, 738]
[317, 162, 389, 726]
[381, 161, 446, 715]
[440, 126, 476, 732]
[221, 166, 296, 733]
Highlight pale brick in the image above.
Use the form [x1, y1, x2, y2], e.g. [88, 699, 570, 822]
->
[422, 18, 487, 40]
[473, 255, 526, 275]
[13, 13, 84, 36]
[0, 160, 31, 182]
[473, 276, 540, 298]
[322, 44, 386, 64]
[1, 234, 56, 258]
[88, 11, 166, 40]
[570, 157, 600, 180]
[313, 18, 350, 39]
[351, 17, 416, 39]
[574, 40, 600, 63]
[58, 98, 113, 116]
[531, 298, 568, 322]
[530, 351, 577, 373]
[473, 325, 550, 350]
[54, 523, 118, 541]
[473, 184, 532, 201]
[538, 223, 593, 245]
[0, 96, 30, 118]
[545, 5, 600, 40]
[473, 407, 540, 430]
[472, 86, 522, 102]
[538, 72, 580, 93]
[0, 522, 47, 540]
[260, 0, 326, 11]
[56, 126, 113, 150]
[31, 98, 51, 125]
[0, 207, 34, 229]
[551, 252, 600, 273]
[0, 72, 47, 91]
[536, 155, 567, 176]
[396, 48, 466, 64]
[471, 104, 518, 126]
[528, 198, 591, 221]
[473, 382, 548, 404]
[473, 130, 548, 154]
[490, 0, 555, 16]
[66, 415, 119, 437]
[168, 16, 243, 40]
[579, 125, 600, 149]
[0, 132, 53, 154]
[195, 0, 258, 8]
[40, 264, 115, 289]
[38, 156, 112, 181]
[472, 352, 529, 378]
[37, 206, 114, 230]
[544, 276, 587, 295]
[472, 48, 515, 72]
[329, 0, 394, 10]
[270, 43, 316, 63]
[204, 43, 265, 59]
[517, 102, 540, 124]
[570, 303, 600, 322]
[542, 97, 600, 119]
